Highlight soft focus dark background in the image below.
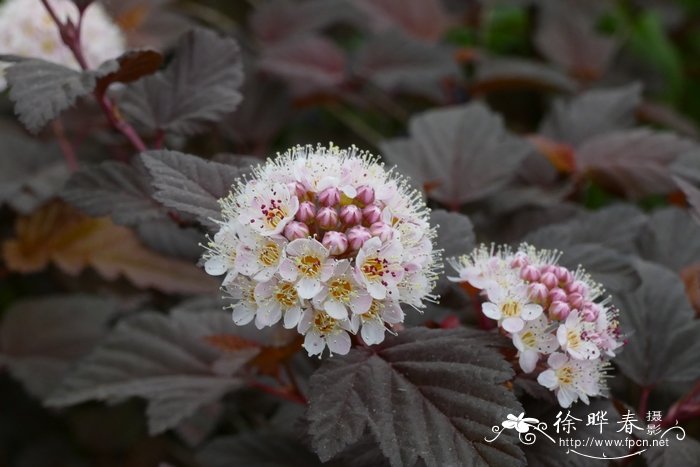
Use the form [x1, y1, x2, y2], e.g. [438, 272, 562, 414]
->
[2, 0, 700, 466]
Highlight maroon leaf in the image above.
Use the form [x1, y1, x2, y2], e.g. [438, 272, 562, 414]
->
[381, 103, 531, 206]
[351, 0, 451, 42]
[258, 35, 346, 96]
[574, 129, 695, 199]
[473, 56, 577, 94]
[95, 49, 164, 95]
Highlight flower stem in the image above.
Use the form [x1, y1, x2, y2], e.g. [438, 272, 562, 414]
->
[637, 386, 652, 419]
[40, 0, 148, 153]
[249, 380, 307, 405]
[283, 362, 308, 404]
[51, 119, 79, 171]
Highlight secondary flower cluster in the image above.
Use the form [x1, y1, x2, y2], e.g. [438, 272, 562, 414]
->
[203, 144, 440, 357]
[0, 0, 125, 90]
[449, 244, 623, 408]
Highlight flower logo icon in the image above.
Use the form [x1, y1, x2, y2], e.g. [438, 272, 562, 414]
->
[502, 413, 540, 433]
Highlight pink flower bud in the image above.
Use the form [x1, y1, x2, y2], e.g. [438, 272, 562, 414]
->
[541, 265, 557, 274]
[362, 204, 382, 224]
[347, 225, 372, 250]
[541, 272, 558, 289]
[568, 280, 588, 295]
[581, 303, 600, 322]
[316, 207, 338, 230]
[322, 231, 348, 255]
[288, 181, 306, 198]
[520, 265, 541, 282]
[296, 201, 316, 223]
[549, 287, 567, 303]
[549, 301, 570, 320]
[339, 204, 362, 226]
[568, 292, 584, 310]
[356, 185, 375, 205]
[318, 187, 341, 207]
[528, 283, 549, 303]
[510, 253, 529, 269]
[370, 222, 393, 242]
[554, 266, 573, 285]
[283, 221, 309, 241]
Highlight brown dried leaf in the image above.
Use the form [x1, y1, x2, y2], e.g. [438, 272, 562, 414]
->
[2, 201, 216, 294]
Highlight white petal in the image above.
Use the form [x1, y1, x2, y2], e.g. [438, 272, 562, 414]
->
[231, 304, 255, 325]
[279, 258, 298, 281]
[222, 269, 238, 286]
[382, 302, 404, 324]
[350, 291, 372, 314]
[361, 320, 385, 345]
[557, 387, 576, 408]
[297, 278, 323, 299]
[521, 303, 543, 320]
[303, 331, 325, 356]
[298, 309, 314, 334]
[519, 350, 539, 373]
[283, 306, 303, 329]
[324, 300, 348, 320]
[537, 370, 557, 389]
[502, 317, 524, 333]
[366, 281, 386, 300]
[481, 302, 501, 320]
[327, 331, 351, 355]
[547, 352, 568, 369]
[256, 302, 282, 327]
[204, 256, 228, 276]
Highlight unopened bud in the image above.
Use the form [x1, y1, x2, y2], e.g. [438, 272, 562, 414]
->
[318, 187, 341, 207]
[347, 225, 372, 250]
[541, 272, 558, 289]
[520, 265, 541, 282]
[356, 185, 375, 205]
[549, 287, 567, 303]
[316, 207, 338, 230]
[549, 301, 571, 320]
[528, 283, 549, 303]
[370, 222, 393, 242]
[339, 204, 362, 226]
[296, 201, 316, 223]
[322, 231, 348, 255]
[362, 204, 382, 224]
[283, 221, 310, 241]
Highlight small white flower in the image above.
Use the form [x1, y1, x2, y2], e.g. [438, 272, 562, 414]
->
[203, 222, 240, 286]
[358, 299, 403, 345]
[225, 276, 258, 326]
[313, 260, 372, 320]
[556, 311, 600, 360]
[482, 283, 543, 333]
[537, 352, 603, 408]
[298, 307, 355, 357]
[448, 245, 518, 294]
[355, 237, 404, 300]
[512, 315, 559, 373]
[279, 238, 335, 299]
[236, 227, 287, 281]
[254, 277, 303, 329]
[238, 182, 299, 236]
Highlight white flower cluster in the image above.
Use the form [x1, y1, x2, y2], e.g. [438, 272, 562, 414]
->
[0, 0, 125, 90]
[449, 244, 623, 408]
[204, 144, 440, 357]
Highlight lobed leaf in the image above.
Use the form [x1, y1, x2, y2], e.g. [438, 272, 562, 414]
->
[614, 262, 700, 387]
[0, 295, 117, 399]
[198, 432, 325, 467]
[140, 150, 253, 230]
[306, 327, 525, 467]
[119, 28, 243, 136]
[381, 103, 531, 207]
[352, 0, 451, 42]
[636, 207, 700, 272]
[46, 310, 259, 435]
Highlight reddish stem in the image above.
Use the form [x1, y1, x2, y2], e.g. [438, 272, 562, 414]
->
[40, 0, 148, 153]
[283, 362, 308, 404]
[661, 380, 700, 428]
[51, 119, 78, 171]
[637, 386, 652, 419]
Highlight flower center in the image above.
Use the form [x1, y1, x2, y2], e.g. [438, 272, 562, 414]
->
[275, 282, 298, 308]
[556, 365, 574, 385]
[297, 254, 321, 277]
[566, 329, 581, 348]
[362, 300, 382, 322]
[258, 242, 280, 266]
[329, 278, 353, 302]
[501, 300, 521, 317]
[362, 257, 386, 281]
[521, 331, 536, 348]
[261, 199, 286, 229]
[313, 311, 337, 334]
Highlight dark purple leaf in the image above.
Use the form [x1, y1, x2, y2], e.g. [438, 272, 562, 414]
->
[614, 262, 700, 386]
[354, 31, 460, 100]
[381, 103, 531, 206]
[140, 150, 253, 230]
[306, 327, 524, 466]
[637, 207, 700, 272]
[198, 432, 325, 467]
[540, 84, 642, 146]
[0, 132, 68, 214]
[574, 129, 695, 199]
[473, 56, 577, 94]
[534, 0, 619, 79]
[0, 295, 117, 399]
[119, 28, 243, 136]
[352, 0, 451, 42]
[136, 219, 203, 261]
[258, 35, 346, 96]
[45, 310, 259, 435]
[61, 160, 164, 226]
